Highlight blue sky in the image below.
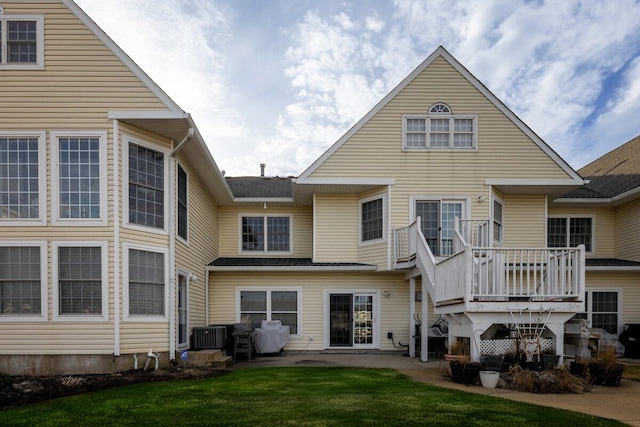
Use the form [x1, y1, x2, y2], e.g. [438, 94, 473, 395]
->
[75, 0, 640, 177]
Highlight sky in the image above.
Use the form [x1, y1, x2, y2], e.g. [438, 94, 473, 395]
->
[74, 0, 640, 178]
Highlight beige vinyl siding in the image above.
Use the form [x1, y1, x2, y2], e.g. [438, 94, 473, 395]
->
[503, 195, 546, 247]
[119, 322, 170, 353]
[548, 206, 615, 258]
[209, 271, 410, 351]
[308, 58, 571, 181]
[615, 198, 640, 262]
[174, 156, 219, 330]
[218, 207, 312, 257]
[0, 325, 115, 354]
[586, 271, 640, 325]
[314, 195, 358, 262]
[0, 2, 167, 131]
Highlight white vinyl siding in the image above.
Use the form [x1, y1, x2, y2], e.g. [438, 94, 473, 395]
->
[0, 15, 44, 69]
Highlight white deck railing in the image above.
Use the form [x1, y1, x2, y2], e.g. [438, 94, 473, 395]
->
[394, 218, 586, 306]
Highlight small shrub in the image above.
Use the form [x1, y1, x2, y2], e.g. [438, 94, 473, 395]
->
[60, 376, 86, 387]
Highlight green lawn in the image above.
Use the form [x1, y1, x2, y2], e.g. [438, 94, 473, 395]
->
[0, 367, 623, 427]
[624, 365, 640, 381]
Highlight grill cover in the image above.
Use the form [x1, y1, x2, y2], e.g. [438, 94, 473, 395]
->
[254, 320, 290, 354]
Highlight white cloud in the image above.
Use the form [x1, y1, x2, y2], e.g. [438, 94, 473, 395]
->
[76, 0, 640, 176]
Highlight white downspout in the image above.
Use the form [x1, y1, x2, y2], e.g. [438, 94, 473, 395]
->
[169, 140, 176, 361]
[113, 119, 121, 357]
[409, 278, 415, 358]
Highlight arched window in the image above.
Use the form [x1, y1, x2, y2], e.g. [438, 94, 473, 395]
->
[429, 103, 451, 114]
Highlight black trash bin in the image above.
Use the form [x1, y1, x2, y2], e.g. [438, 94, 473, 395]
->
[619, 324, 640, 359]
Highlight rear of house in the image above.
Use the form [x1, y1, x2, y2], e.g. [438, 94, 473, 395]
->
[2, 1, 638, 375]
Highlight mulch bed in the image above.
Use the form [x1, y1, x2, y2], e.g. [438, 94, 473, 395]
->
[0, 367, 226, 410]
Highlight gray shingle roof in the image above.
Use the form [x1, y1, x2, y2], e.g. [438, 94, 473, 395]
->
[208, 257, 374, 268]
[564, 134, 640, 199]
[225, 176, 293, 198]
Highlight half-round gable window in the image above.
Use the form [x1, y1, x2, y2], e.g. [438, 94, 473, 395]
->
[429, 103, 451, 114]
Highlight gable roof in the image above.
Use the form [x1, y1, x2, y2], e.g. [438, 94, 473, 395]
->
[562, 134, 640, 200]
[296, 46, 583, 185]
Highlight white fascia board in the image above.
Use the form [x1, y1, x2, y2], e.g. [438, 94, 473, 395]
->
[206, 265, 378, 272]
[297, 46, 583, 183]
[553, 197, 612, 204]
[294, 177, 396, 185]
[107, 111, 187, 120]
[64, 0, 184, 114]
[485, 178, 584, 186]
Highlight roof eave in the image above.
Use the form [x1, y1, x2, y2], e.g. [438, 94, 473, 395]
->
[205, 265, 378, 272]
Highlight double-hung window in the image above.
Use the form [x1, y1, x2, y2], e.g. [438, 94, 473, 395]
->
[575, 290, 621, 334]
[0, 15, 44, 69]
[177, 164, 188, 241]
[127, 141, 166, 230]
[241, 215, 291, 252]
[54, 244, 106, 318]
[403, 103, 476, 150]
[0, 244, 44, 317]
[360, 197, 384, 243]
[52, 132, 107, 224]
[239, 288, 300, 335]
[0, 133, 45, 223]
[547, 217, 592, 252]
[493, 198, 503, 243]
[127, 247, 166, 317]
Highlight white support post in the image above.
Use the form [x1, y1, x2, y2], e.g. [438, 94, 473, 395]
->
[421, 277, 429, 361]
[409, 278, 416, 358]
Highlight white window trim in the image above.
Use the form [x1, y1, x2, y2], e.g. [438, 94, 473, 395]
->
[123, 242, 169, 322]
[52, 241, 108, 321]
[402, 114, 478, 151]
[584, 288, 623, 335]
[0, 131, 46, 226]
[492, 196, 504, 245]
[50, 131, 108, 226]
[122, 135, 170, 235]
[322, 289, 381, 350]
[0, 241, 47, 322]
[237, 213, 293, 255]
[359, 194, 386, 246]
[0, 15, 44, 70]
[176, 162, 189, 245]
[547, 215, 595, 255]
[176, 269, 190, 348]
[236, 287, 302, 338]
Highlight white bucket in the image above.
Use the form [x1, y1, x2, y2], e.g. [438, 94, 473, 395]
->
[479, 370, 500, 389]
